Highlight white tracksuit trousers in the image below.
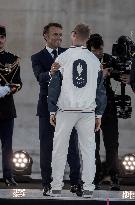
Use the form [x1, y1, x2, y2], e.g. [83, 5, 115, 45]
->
[51, 111, 96, 191]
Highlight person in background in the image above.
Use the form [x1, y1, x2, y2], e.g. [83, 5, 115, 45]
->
[122, 53, 135, 92]
[0, 25, 22, 186]
[87, 34, 120, 191]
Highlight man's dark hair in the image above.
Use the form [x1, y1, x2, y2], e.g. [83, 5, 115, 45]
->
[87, 33, 104, 51]
[43, 23, 62, 36]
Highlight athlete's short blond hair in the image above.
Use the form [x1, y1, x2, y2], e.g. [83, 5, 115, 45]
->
[73, 24, 90, 40]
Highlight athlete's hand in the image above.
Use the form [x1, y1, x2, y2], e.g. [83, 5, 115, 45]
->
[95, 118, 101, 132]
[50, 114, 56, 127]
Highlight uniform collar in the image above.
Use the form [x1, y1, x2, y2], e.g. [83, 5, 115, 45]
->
[70, 45, 87, 49]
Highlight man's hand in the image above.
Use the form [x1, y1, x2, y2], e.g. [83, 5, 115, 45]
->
[103, 68, 111, 77]
[9, 84, 20, 94]
[120, 74, 130, 84]
[103, 68, 112, 77]
[50, 114, 56, 127]
[100, 64, 111, 77]
[50, 62, 60, 75]
[95, 118, 101, 132]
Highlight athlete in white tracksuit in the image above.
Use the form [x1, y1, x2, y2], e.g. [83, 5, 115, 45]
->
[48, 25, 106, 193]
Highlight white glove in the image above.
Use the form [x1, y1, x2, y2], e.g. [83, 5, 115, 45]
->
[0, 85, 11, 98]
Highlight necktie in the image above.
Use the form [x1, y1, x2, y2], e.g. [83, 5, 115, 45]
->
[52, 49, 58, 60]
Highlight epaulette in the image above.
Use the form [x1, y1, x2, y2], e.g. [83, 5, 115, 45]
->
[132, 52, 135, 57]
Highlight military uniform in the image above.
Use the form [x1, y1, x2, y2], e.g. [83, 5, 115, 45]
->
[0, 50, 22, 180]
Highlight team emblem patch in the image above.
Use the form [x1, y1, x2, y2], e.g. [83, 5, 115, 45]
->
[72, 59, 87, 88]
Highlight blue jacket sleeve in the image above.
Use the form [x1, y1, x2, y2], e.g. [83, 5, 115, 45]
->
[48, 70, 62, 112]
[95, 70, 107, 117]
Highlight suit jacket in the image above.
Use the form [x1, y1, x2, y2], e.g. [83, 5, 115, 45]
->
[0, 51, 22, 120]
[31, 47, 66, 117]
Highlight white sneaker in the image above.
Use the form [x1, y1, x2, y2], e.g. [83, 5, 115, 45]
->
[50, 190, 61, 197]
[83, 190, 93, 198]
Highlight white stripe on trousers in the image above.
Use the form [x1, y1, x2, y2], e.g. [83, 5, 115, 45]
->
[51, 111, 96, 191]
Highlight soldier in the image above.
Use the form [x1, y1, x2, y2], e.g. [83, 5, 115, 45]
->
[0, 25, 22, 186]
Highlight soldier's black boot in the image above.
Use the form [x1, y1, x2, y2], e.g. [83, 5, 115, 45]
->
[4, 177, 18, 186]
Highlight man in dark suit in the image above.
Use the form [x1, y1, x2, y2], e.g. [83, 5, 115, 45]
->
[31, 23, 81, 195]
[0, 25, 22, 186]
